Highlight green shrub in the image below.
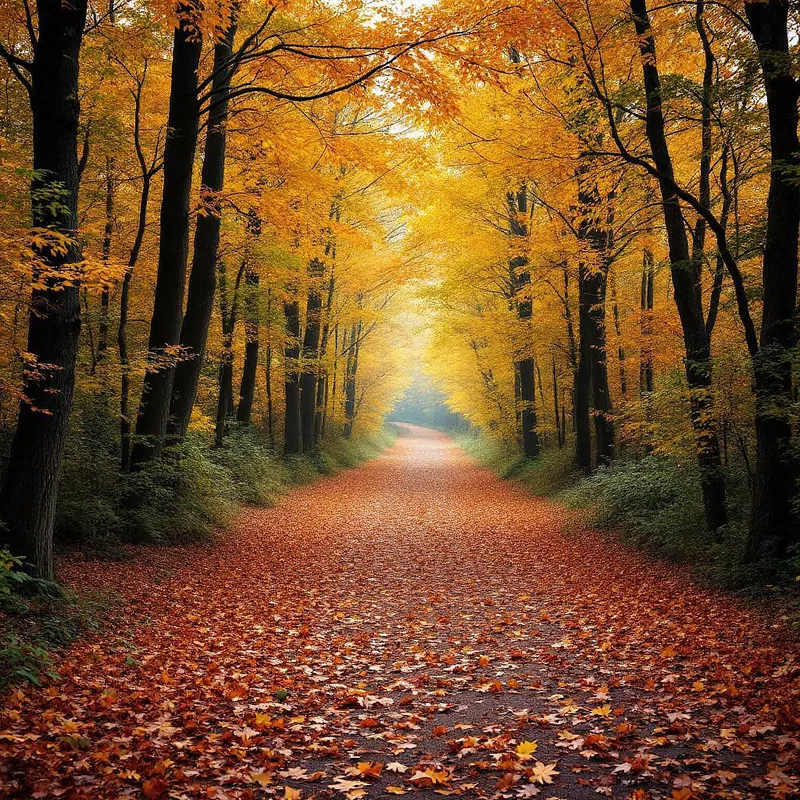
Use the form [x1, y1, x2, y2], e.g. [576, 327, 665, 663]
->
[208, 428, 285, 505]
[119, 439, 237, 543]
[458, 435, 579, 496]
[0, 547, 107, 688]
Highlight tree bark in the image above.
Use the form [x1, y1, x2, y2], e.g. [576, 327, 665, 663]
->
[508, 188, 540, 457]
[236, 270, 259, 424]
[744, 0, 800, 559]
[265, 286, 274, 448]
[575, 262, 593, 473]
[169, 14, 238, 441]
[120, 71, 156, 472]
[0, 0, 89, 578]
[343, 321, 362, 439]
[283, 293, 302, 455]
[611, 270, 627, 397]
[214, 260, 244, 447]
[639, 249, 654, 394]
[98, 155, 115, 359]
[631, 0, 727, 533]
[314, 273, 335, 444]
[576, 180, 615, 468]
[300, 259, 324, 451]
[131, 6, 202, 464]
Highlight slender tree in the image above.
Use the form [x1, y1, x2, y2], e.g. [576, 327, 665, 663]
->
[131, 2, 202, 464]
[169, 9, 239, 441]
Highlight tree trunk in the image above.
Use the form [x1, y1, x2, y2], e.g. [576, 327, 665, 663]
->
[639, 249, 655, 394]
[214, 260, 244, 447]
[283, 293, 302, 455]
[265, 286, 274, 448]
[314, 273, 335, 444]
[744, 0, 800, 559]
[119, 66, 155, 472]
[508, 188, 540, 457]
[236, 270, 259, 424]
[300, 259, 324, 451]
[577, 180, 615, 468]
[343, 321, 361, 439]
[631, 0, 727, 533]
[98, 155, 115, 359]
[325, 323, 340, 439]
[0, 0, 89, 578]
[169, 15, 238, 441]
[611, 270, 627, 397]
[131, 7, 202, 464]
[575, 262, 593, 474]
[552, 356, 563, 448]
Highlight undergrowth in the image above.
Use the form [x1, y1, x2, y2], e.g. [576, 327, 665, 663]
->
[1, 400, 396, 688]
[54, 391, 397, 552]
[0, 549, 114, 689]
[458, 433, 799, 591]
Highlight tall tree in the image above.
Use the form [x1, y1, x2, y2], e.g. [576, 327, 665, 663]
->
[744, 0, 800, 559]
[283, 290, 303, 454]
[508, 188, 540, 458]
[169, 9, 239, 441]
[300, 258, 325, 451]
[130, 2, 202, 465]
[0, 0, 90, 577]
[237, 269, 260, 424]
[628, 0, 727, 534]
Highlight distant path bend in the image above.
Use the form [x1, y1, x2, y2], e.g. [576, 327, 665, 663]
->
[1, 424, 799, 799]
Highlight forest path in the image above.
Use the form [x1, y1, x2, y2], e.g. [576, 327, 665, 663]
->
[2, 425, 799, 800]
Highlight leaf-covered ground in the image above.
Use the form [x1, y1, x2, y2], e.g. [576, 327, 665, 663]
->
[1, 426, 799, 800]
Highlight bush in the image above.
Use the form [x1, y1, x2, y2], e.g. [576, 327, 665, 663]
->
[48, 390, 395, 552]
[207, 427, 284, 505]
[458, 435, 579, 496]
[456, 432, 792, 589]
[0, 547, 106, 688]
[119, 439, 237, 543]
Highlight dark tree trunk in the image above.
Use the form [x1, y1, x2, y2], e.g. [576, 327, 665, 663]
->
[343, 321, 362, 439]
[508, 188, 540, 457]
[576, 181, 615, 468]
[325, 323, 340, 439]
[236, 270, 259, 424]
[283, 294, 302, 455]
[118, 267, 133, 471]
[744, 0, 800, 559]
[552, 356, 564, 448]
[0, 0, 89, 578]
[98, 156, 115, 359]
[575, 263, 593, 473]
[131, 7, 202, 464]
[265, 287, 274, 448]
[587, 268, 614, 466]
[611, 271, 627, 397]
[214, 260, 244, 447]
[119, 79, 155, 472]
[314, 273, 335, 444]
[169, 15, 238, 441]
[639, 249, 655, 394]
[300, 259, 324, 451]
[631, 0, 727, 533]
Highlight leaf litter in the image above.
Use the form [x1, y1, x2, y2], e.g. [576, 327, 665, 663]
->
[1, 428, 799, 799]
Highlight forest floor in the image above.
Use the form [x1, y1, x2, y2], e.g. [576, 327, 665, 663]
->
[1, 424, 799, 800]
